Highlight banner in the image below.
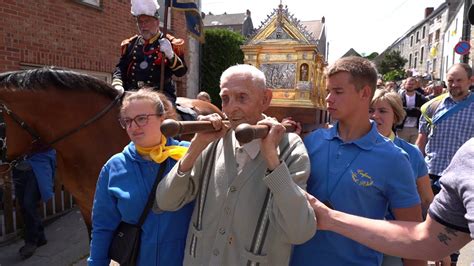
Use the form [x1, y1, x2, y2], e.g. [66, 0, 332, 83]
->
[166, 0, 204, 42]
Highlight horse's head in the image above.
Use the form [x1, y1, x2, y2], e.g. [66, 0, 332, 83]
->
[0, 67, 124, 169]
[0, 67, 129, 230]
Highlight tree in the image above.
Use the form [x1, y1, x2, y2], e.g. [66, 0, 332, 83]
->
[201, 29, 245, 107]
[377, 50, 407, 81]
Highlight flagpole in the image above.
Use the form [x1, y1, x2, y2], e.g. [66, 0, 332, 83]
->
[159, 0, 170, 92]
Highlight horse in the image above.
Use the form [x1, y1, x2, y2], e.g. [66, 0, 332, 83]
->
[0, 67, 222, 234]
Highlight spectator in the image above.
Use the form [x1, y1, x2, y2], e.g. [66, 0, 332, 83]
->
[426, 81, 445, 100]
[369, 90, 436, 264]
[13, 149, 56, 259]
[196, 91, 211, 102]
[416, 63, 474, 265]
[397, 77, 428, 144]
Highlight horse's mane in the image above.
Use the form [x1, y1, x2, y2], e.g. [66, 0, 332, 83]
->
[0, 67, 119, 99]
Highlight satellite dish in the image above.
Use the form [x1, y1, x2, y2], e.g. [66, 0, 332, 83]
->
[469, 4, 474, 25]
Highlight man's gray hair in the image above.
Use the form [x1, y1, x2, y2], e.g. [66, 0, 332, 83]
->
[220, 64, 266, 90]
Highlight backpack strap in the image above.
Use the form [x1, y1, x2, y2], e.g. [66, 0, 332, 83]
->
[420, 93, 448, 126]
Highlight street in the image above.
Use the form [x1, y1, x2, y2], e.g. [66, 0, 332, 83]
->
[0, 208, 472, 265]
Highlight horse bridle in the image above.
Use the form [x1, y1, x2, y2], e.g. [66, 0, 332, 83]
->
[0, 92, 124, 173]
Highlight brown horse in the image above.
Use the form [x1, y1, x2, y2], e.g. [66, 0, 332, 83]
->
[0, 67, 222, 233]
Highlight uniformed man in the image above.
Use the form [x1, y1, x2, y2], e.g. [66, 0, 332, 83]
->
[112, 0, 187, 104]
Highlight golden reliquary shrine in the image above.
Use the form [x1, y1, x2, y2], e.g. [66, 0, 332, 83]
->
[241, 4, 328, 131]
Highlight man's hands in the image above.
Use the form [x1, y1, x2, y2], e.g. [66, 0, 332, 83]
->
[179, 113, 229, 173]
[258, 117, 286, 171]
[159, 38, 174, 60]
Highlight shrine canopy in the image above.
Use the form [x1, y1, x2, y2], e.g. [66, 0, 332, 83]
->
[241, 3, 328, 127]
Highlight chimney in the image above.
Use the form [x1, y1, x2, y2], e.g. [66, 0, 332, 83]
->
[425, 7, 434, 18]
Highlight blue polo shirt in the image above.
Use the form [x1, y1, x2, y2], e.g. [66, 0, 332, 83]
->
[385, 136, 428, 220]
[291, 121, 420, 266]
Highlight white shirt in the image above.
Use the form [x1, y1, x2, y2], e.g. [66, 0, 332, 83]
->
[404, 93, 418, 128]
[232, 131, 261, 178]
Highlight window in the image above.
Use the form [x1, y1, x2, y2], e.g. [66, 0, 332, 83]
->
[428, 33, 433, 44]
[420, 47, 424, 64]
[410, 35, 414, 47]
[435, 29, 440, 41]
[77, 0, 101, 7]
[414, 52, 418, 68]
[409, 54, 413, 69]
[422, 26, 426, 39]
[416, 31, 420, 43]
[433, 58, 437, 71]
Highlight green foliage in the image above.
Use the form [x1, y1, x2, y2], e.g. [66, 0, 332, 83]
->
[201, 28, 245, 107]
[378, 50, 407, 80]
[383, 69, 406, 81]
[364, 52, 379, 60]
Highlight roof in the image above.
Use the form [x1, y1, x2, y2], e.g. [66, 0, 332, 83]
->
[203, 13, 246, 27]
[250, 5, 323, 44]
[300, 20, 324, 40]
[341, 48, 362, 58]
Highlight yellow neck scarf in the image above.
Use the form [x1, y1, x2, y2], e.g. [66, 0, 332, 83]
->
[136, 136, 188, 163]
[388, 131, 396, 141]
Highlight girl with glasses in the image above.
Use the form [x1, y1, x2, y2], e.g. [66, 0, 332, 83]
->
[88, 89, 193, 265]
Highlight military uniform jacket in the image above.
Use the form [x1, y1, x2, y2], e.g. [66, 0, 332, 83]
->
[112, 33, 187, 102]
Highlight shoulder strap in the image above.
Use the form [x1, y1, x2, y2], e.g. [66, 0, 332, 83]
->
[137, 159, 168, 226]
[421, 93, 448, 125]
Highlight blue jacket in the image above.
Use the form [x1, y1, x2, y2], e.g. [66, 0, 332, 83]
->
[88, 139, 193, 266]
[27, 149, 56, 202]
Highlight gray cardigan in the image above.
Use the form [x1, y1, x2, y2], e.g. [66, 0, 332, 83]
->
[156, 130, 316, 266]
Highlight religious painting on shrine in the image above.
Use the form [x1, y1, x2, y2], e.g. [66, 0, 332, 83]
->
[261, 63, 296, 89]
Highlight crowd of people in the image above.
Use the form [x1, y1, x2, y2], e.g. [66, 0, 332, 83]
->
[87, 55, 473, 265]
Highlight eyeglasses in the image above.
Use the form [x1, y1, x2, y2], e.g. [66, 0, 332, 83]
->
[119, 114, 160, 129]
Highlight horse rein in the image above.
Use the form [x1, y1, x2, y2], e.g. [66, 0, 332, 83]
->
[0, 91, 124, 173]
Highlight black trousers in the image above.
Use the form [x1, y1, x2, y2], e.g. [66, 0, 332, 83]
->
[12, 167, 46, 245]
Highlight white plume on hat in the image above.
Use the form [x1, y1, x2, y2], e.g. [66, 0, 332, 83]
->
[131, 0, 160, 17]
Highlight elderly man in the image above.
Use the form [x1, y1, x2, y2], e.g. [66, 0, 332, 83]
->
[156, 64, 316, 265]
[112, 0, 187, 104]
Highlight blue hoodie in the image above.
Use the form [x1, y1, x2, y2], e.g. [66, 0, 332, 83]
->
[88, 139, 193, 266]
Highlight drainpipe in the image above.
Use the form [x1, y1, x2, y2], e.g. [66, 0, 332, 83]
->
[462, 0, 472, 63]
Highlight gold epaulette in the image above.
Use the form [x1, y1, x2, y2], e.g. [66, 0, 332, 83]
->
[166, 33, 185, 57]
[120, 35, 139, 55]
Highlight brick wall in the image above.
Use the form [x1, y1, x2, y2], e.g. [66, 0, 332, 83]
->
[0, 0, 188, 94]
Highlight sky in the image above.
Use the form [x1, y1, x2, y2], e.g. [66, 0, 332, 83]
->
[201, 0, 446, 63]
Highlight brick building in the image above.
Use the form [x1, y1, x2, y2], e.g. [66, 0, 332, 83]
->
[0, 0, 193, 96]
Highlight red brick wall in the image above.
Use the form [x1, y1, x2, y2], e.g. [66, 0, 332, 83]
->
[169, 10, 188, 96]
[0, 0, 188, 94]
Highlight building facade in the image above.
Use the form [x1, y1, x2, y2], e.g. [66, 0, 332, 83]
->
[380, 0, 473, 81]
[0, 0, 196, 97]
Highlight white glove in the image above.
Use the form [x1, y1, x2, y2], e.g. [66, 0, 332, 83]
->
[159, 38, 175, 60]
[113, 84, 124, 95]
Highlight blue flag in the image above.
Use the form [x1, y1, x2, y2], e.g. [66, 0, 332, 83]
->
[166, 0, 204, 42]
